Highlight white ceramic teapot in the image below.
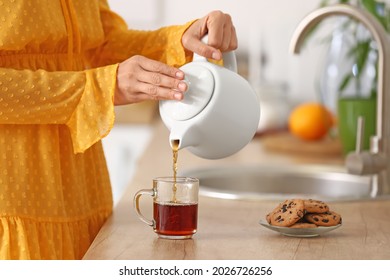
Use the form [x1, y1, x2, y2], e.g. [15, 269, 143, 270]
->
[159, 38, 260, 159]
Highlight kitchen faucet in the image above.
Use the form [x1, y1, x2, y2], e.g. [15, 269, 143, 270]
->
[290, 4, 390, 197]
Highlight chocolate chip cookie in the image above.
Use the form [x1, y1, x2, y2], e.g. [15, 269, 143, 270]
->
[304, 199, 329, 213]
[267, 199, 305, 227]
[304, 211, 342, 226]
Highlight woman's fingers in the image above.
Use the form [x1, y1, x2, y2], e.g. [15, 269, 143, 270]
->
[135, 81, 184, 101]
[137, 55, 184, 79]
[115, 55, 186, 105]
[136, 67, 187, 93]
[182, 10, 238, 60]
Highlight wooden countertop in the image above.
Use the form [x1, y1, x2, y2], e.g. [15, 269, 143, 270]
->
[83, 120, 390, 260]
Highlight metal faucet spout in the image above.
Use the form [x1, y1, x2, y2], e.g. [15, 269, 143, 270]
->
[289, 4, 390, 197]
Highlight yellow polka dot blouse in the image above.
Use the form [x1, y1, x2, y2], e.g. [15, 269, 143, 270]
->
[0, 0, 193, 259]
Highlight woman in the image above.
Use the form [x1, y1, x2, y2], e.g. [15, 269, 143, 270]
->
[0, 0, 237, 259]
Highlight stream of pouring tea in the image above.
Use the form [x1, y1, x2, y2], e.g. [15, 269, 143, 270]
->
[172, 140, 179, 203]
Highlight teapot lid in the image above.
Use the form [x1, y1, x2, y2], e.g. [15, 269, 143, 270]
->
[160, 64, 214, 121]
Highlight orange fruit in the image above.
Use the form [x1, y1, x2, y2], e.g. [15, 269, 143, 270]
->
[288, 102, 333, 141]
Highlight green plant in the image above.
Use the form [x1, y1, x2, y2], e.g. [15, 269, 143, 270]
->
[320, 0, 390, 97]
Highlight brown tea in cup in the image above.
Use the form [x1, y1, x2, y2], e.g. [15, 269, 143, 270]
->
[154, 201, 198, 237]
[134, 177, 199, 239]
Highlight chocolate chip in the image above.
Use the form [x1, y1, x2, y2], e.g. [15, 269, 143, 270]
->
[276, 215, 284, 223]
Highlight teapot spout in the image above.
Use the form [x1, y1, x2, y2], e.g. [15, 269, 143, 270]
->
[169, 124, 200, 151]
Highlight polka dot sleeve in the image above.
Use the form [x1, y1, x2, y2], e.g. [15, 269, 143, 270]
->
[0, 64, 118, 153]
[66, 64, 117, 154]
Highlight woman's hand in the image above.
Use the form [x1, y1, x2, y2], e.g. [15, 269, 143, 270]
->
[114, 10, 237, 106]
[181, 10, 238, 61]
[115, 55, 187, 105]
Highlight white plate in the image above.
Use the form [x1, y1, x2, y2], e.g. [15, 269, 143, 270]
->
[259, 220, 342, 237]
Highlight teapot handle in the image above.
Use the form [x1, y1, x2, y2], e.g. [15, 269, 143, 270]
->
[193, 35, 238, 73]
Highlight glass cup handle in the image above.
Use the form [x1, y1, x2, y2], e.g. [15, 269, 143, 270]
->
[133, 189, 155, 227]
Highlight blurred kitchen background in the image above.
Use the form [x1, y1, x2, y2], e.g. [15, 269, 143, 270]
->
[103, 0, 331, 204]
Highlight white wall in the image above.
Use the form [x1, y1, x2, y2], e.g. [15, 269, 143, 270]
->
[107, 0, 329, 105]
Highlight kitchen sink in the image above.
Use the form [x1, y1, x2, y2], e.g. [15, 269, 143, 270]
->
[180, 164, 379, 201]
